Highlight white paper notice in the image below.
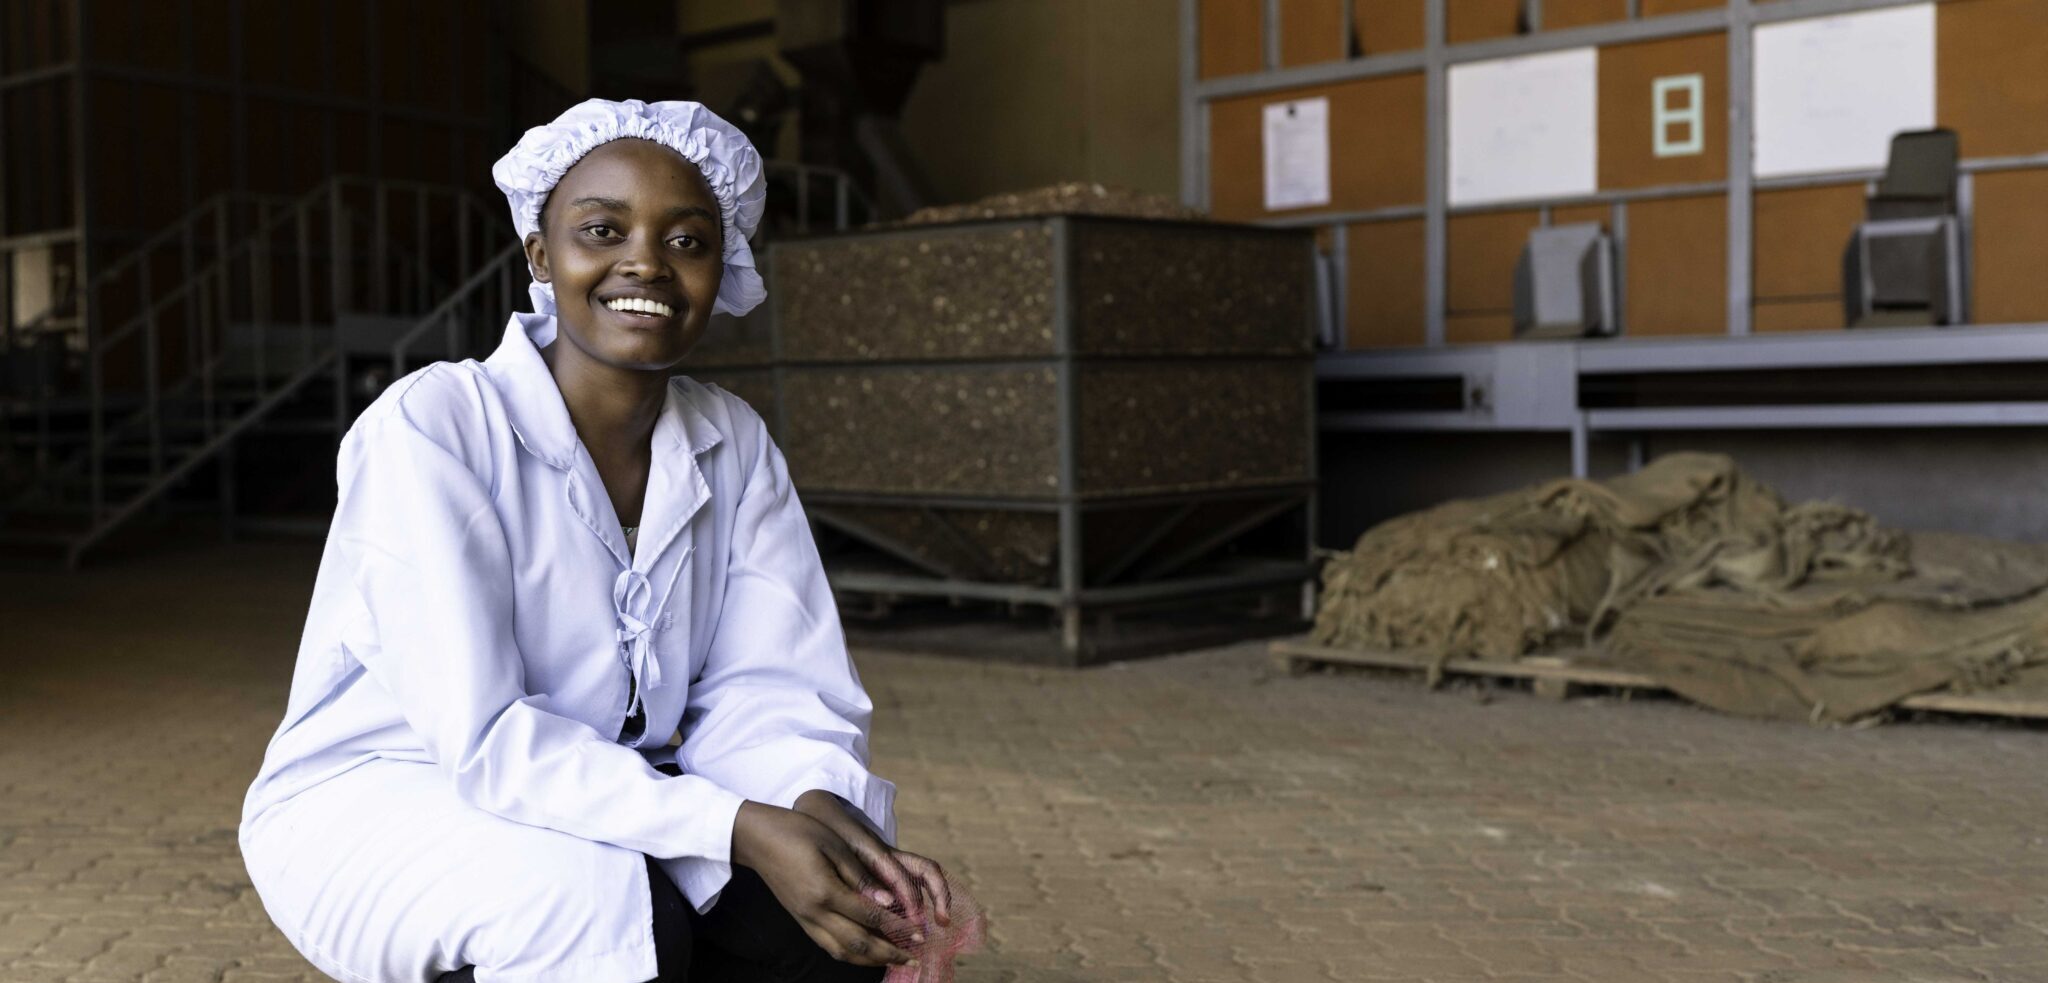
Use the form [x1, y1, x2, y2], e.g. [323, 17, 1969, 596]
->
[1448, 47, 1599, 207]
[1753, 4, 1935, 178]
[1263, 97, 1331, 211]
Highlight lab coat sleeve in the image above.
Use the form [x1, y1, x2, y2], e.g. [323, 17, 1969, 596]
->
[670, 397, 898, 903]
[333, 399, 747, 866]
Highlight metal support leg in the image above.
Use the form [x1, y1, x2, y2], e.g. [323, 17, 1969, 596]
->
[219, 440, 237, 541]
[1571, 415, 1589, 479]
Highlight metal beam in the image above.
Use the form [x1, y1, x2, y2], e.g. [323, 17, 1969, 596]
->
[1192, 0, 1931, 101]
[1423, 0, 1446, 348]
[1588, 403, 2048, 432]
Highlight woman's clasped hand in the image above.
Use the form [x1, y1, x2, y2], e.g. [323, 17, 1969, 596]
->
[731, 790, 954, 970]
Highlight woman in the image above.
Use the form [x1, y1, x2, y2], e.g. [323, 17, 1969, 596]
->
[239, 99, 950, 983]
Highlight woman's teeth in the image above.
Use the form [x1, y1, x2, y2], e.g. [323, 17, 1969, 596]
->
[605, 297, 674, 317]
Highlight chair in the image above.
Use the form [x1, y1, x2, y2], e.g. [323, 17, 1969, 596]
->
[1513, 222, 1616, 339]
[1844, 128, 1963, 328]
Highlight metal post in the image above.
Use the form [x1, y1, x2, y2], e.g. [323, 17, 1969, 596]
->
[457, 193, 473, 303]
[1423, 0, 1447, 347]
[255, 200, 271, 389]
[1262, 0, 1280, 71]
[1571, 414, 1589, 478]
[374, 183, 389, 312]
[142, 262, 162, 476]
[1726, 0, 1755, 336]
[1178, 0, 1203, 208]
[1611, 200, 1629, 335]
[1052, 218, 1082, 656]
[330, 181, 350, 315]
[182, 220, 198, 397]
[75, 0, 98, 531]
[834, 177, 850, 231]
[220, 438, 238, 540]
[213, 203, 230, 427]
[297, 204, 313, 362]
[1957, 171, 1975, 324]
[415, 187, 428, 312]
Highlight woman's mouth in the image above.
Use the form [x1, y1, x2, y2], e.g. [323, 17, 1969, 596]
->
[602, 296, 676, 321]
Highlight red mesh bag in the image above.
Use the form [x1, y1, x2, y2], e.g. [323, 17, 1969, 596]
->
[867, 872, 987, 983]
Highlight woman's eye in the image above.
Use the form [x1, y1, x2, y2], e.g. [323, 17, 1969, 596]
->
[585, 225, 617, 239]
[670, 235, 699, 250]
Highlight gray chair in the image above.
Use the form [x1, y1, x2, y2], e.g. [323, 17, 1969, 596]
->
[1512, 222, 1616, 339]
[1844, 128, 1963, 328]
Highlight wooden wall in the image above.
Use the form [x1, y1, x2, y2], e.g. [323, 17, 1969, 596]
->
[56, 0, 497, 250]
[1208, 72, 1426, 221]
[1201, 0, 2048, 348]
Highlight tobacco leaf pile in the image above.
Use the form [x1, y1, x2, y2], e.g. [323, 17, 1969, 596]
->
[884, 182, 1204, 227]
[1313, 452, 2048, 721]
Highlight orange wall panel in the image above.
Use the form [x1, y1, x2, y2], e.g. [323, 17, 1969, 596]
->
[1446, 314, 1515, 345]
[1642, 0, 1725, 13]
[1208, 73, 1427, 220]
[1280, 0, 1345, 67]
[1754, 300, 1843, 334]
[1971, 169, 2048, 325]
[1346, 218, 1428, 349]
[1598, 31, 1727, 190]
[1552, 203, 1610, 230]
[1447, 209, 1539, 314]
[1624, 193, 1726, 336]
[1448, 0, 1521, 43]
[1200, 0, 1265, 79]
[1546, 0, 1629, 30]
[1752, 183, 1862, 302]
[1354, 0, 1425, 54]
[1937, 0, 2048, 159]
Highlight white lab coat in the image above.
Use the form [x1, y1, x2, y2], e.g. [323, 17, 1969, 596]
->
[238, 312, 896, 983]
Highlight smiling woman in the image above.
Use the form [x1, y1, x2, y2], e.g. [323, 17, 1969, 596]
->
[235, 99, 957, 983]
[526, 141, 726, 372]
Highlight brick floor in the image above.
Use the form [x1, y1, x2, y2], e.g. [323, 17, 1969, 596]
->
[4, 539, 2048, 982]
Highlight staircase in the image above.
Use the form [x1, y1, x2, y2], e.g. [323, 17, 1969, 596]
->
[0, 177, 526, 567]
[0, 161, 868, 568]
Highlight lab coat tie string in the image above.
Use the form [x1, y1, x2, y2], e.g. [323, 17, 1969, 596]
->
[612, 569, 663, 707]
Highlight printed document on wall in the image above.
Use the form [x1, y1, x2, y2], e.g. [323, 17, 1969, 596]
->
[1263, 97, 1331, 211]
[1753, 4, 1935, 178]
[1448, 48, 1598, 206]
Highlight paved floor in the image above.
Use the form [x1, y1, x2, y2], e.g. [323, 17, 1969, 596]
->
[5, 539, 2048, 983]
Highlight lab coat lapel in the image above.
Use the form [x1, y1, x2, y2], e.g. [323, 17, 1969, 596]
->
[485, 313, 636, 566]
[638, 381, 722, 575]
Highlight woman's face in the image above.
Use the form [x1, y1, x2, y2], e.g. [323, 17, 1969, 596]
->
[525, 138, 724, 371]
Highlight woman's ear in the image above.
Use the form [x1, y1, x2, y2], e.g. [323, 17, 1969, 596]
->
[523, 231, 550, 284]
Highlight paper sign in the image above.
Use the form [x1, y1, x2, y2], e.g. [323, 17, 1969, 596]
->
[1263, 97, 1331, 211]
[1753, 4, 1935, 178]
[1448, 47, 1599, 206]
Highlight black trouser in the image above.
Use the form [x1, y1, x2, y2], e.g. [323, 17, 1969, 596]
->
[433, 853, 885, 982]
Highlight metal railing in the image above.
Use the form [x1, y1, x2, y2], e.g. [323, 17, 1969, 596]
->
[3, 176, 504, 564]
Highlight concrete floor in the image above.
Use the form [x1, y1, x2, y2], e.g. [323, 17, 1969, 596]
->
[5, 539, 2048, 982]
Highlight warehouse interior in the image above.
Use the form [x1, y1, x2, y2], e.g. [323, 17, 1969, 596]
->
[7, 1, 2048, 981]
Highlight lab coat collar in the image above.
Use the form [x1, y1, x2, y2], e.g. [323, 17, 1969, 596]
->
[485, 312, 725, 472]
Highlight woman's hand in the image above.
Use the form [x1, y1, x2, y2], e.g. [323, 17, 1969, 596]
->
[730, 800, 917, 968]
[792, 789, 954, 930]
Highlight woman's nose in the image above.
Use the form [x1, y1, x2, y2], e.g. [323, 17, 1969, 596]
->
[618, 238, 670, 279]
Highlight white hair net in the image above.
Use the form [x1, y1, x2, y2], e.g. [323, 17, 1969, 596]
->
[490, 98, 767, 318]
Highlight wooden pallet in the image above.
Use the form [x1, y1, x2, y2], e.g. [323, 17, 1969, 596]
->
[1269, 637, 2048, 722]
